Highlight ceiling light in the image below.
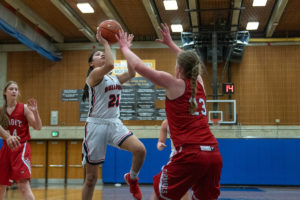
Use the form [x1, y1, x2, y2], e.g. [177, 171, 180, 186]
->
[246, 22, 259, 30]
[77, 3, 94, 13]
[163, 0, 178, 10]
[253, 0, 267, 7]
[171, 24, 183, 32]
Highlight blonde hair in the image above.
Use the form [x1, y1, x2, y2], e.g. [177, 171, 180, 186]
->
[0, 81, 18, 129]
[177, 50, 203, 114]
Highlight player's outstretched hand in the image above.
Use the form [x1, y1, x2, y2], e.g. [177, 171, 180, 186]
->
[127, 33, 134, 48]
[116, 29, 134, 49]
[157, 141, 167, 151]
[156, 23, 172, 45]
[27, 98, 38, 113]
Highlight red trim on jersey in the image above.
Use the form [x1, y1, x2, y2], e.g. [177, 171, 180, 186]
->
[89, 87, 96, 117]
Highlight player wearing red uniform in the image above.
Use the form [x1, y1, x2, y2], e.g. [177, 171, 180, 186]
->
[117, 24, 222, 200]
[0, 81, 42, 200]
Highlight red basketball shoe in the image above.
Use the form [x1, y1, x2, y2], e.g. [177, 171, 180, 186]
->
[124, 173, 142, 200]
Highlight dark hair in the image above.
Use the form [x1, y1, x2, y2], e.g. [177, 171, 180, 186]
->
[82, 52, 96, 102]
[0, 81, 18, 129]
[177, 50, 203, 114]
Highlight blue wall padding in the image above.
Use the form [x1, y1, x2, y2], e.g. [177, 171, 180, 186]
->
[218, 139, 300, 185]
[102, 138, 300, 185]
[0, 18, 61, 61]
[102, 139, 171, 183]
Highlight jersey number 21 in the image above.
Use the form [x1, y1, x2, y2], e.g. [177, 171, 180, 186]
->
[108, 94, 120, 108]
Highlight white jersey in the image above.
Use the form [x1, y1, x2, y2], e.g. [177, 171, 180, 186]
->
[87, 75, 122, 119]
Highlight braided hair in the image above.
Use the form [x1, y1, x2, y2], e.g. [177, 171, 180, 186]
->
[177, 50, 203, 114]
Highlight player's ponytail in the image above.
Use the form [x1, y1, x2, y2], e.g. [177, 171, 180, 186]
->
[189, 64, 200, 114]
[0, 102, 9, 130]
[82, 52, 96, 102]
[0, 81, 16, 129]
[177, 50, 203, 114]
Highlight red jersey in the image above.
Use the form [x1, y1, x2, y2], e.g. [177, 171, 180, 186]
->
[6, 103, 30, 143]
[165, 79, 217, 147]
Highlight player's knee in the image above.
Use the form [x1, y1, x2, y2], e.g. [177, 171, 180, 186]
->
[0, 186, 7, 200]
[85, 174, 98, 187]
[18, 185, 28, 196]
[135, 144, 146, 158]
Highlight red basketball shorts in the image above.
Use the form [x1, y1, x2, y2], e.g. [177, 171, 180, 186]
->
[0, 142, 31, 185]
[153, 144, 222, 200]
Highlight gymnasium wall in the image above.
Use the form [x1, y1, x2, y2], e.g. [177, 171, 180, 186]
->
[5, 45, 300, 125]
[199, 45, 300, 125]
[2, 45, 300, 186]
[231, 46, 300, 125]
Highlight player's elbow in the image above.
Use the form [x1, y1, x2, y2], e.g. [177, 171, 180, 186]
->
[34, 127, 42, 130]
[106, 63, 114, 71]
[33, 124, 42, 130]
[129, 71, 136, 79]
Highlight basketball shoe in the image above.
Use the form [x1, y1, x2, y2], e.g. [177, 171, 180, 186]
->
[124, 173, 142, 200]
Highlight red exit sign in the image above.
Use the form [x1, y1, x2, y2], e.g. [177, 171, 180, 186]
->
[222, 83, 234, 94]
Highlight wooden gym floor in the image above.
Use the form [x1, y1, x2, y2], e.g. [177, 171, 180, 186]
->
[3, 183, 300, 200]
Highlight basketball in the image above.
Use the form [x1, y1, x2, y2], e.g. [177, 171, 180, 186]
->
[99, 20, 122, 44]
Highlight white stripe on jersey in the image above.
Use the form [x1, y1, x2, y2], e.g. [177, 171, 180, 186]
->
[21, 142, 31, 174]
[87, 75, 122, 119]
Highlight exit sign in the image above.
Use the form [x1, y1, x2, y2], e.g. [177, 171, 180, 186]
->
[51, 131, 59, 137]
[222, 83, 234, 94]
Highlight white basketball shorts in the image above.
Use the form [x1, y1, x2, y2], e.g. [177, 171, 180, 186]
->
[82, 117, 132, 165]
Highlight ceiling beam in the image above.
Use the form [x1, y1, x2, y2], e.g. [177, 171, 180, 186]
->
[3, 38, 300, 52]
[0, 40, 183, 51]
[188, 0, 198, 32]
[95, 0, 129, 32]
[51, 0, 96, 42]
[231, 0, 243, 31]
[5, 0, 64, 43]
[266, 0, 289, 37]
[141, 0, 161, 38]
[0, 4, 61, 61]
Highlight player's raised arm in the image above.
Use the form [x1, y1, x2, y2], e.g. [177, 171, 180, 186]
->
[156, 23, 182, 56]
[24, 98, 42, 130]
[88, 29, 114, 87]
[116, 30, 180, 91]
[116, 32, 136, 84]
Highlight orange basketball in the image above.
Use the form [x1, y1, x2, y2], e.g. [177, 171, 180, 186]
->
[99, 20, 122, 44]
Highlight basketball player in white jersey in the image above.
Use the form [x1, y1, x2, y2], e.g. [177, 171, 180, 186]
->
[81, 31, 145, 200]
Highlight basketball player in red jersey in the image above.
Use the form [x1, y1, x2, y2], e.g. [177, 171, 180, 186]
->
[0, 81, 42, 200]
[157, 119, 191, 200]
[117, 24, 222, 200]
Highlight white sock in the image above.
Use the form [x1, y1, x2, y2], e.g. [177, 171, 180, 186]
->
[130, 170, 139, 180]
